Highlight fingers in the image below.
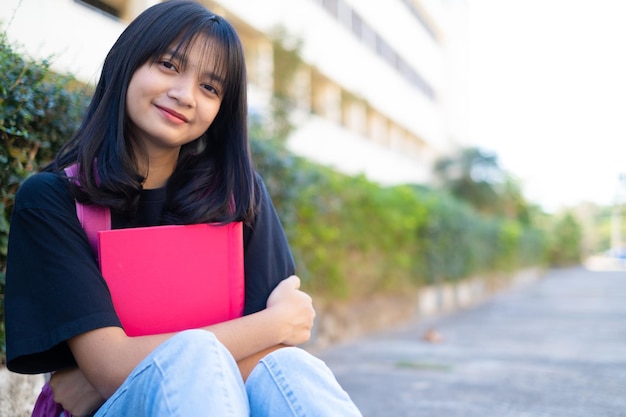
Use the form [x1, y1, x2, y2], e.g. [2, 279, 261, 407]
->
[265, 275, 315, 345]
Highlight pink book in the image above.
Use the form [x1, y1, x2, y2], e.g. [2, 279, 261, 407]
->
[97, 223, 244, 337]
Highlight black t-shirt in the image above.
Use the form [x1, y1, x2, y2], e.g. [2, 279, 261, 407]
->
[5, 171, 295, 374]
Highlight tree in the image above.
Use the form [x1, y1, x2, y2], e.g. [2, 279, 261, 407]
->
[548, 212, 583, 266]
[433, 146, 532, 222]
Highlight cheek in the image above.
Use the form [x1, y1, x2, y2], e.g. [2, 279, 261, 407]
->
[199, 101, 222, 129]
[125, 75, 154, 125]
[126, 77, 142, 119]
[126, 66, 155, 107]
[125, 89, 141, 126]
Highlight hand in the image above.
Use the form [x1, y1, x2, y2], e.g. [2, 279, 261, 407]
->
[49, 367, 105, 417]
[266, 275, 316, 346]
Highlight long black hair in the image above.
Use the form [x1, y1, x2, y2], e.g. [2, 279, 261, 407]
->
[49, 0, 256, 224]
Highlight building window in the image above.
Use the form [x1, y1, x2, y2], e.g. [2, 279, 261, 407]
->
[400, 0, 438, 41]
[351, 13, 362, 38]
[367, 110, 389, 146]
[310, 0, 435, 100]
[76, 0, 124, 19]
[342, 97, 367, 136]
[312, 74, 342, 124]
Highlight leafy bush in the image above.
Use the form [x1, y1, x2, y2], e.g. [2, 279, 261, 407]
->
[547, 212, 583, 266]
[0, 33, 551, 363]
[0, 33, 91, 361]
[252, 132, 549, 297]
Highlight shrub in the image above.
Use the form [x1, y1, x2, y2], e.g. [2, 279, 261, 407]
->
[547, 212, 583, 266]
[0, 33, 91, 361]
[252, 133, 549, 296]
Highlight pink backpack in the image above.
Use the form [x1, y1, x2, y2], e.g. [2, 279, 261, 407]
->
[64, 165, 111, 255]
[31, 382, 67, 417]
[31, 166, 111, 417]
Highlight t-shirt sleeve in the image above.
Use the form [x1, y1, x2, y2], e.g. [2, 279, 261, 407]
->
[5, 172, 122, 374]
[242, 174, 296, 315]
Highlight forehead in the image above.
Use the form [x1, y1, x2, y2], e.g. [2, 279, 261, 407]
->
[163, 34, 228, 80]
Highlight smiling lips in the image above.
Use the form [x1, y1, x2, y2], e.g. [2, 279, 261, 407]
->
[155, 105, 188, 124]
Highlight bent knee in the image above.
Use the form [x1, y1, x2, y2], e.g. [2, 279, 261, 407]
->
[154, 329, 225, 365]
[172, 328, 217, 346]
[260, 347, 328, 373]
[264, 346, 310, 362]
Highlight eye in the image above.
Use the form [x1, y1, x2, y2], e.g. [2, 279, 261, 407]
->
[159, 60, 178, 72]
[201, 83, 221, 97]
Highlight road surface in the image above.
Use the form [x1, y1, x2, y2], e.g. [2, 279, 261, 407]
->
[320, 267, 626, 417]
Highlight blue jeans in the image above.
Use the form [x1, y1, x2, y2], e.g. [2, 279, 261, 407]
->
[92, 330, 362, 416]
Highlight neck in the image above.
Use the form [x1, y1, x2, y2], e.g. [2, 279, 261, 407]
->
[139, 149, 180, 189]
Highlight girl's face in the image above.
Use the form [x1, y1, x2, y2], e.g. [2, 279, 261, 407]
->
[126, 36, 224, 156]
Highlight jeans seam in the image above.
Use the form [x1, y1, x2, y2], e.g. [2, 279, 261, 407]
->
[96, 360, 176, 416]
[260, 354, 306, 417]
[207, 333, 239, 417]
[153, 359, 181, 416]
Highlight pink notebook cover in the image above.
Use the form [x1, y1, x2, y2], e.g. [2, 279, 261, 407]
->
[98, 223, 244, 337]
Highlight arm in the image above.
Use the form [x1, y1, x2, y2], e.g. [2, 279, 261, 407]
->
[65, 275, 314, 400]
[236, 344, 287, 381]
[236, 268, 314, 380]
[236, 174, 302, 379]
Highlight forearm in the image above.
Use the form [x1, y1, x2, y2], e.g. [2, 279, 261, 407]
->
[69, 308, 286, 399]
[69, 276, 313, 399]
[237, 344, 287, 381]
[207, 307, 286, 361]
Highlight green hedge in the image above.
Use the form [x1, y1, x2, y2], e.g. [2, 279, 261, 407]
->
[0, 34, 552, 362]
[252, 135, 549, 297]
[547, 212, 583, 266]
[1, 34, 92, 361]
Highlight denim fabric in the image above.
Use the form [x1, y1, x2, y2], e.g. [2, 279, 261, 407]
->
[247, 347, 363, 416]
[93, 330, 361, 416]
[95, 330, 248, 416]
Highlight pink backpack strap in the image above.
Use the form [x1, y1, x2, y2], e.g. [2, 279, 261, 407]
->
[31, 380, 68, 417]
[64, 164, 111, 258]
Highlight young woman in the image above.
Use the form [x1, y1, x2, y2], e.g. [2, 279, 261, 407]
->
[4, 1, 362, 416]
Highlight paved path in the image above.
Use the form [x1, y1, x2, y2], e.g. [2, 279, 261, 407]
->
[319, 267, 626, 417]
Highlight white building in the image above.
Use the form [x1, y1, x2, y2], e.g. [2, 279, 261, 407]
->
[1, 0, 469, 186]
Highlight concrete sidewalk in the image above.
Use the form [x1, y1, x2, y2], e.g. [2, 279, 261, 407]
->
[320, 267, 626, 417]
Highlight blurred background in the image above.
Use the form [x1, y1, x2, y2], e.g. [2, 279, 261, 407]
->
[2, 0, 626, 356]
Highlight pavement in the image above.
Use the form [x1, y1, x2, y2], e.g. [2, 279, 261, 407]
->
[319, 267, 626, 417]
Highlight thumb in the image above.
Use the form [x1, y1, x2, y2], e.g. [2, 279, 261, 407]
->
[284, 275, 301, 290]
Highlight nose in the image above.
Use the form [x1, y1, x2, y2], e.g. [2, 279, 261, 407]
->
[167, 74, 196, 107]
